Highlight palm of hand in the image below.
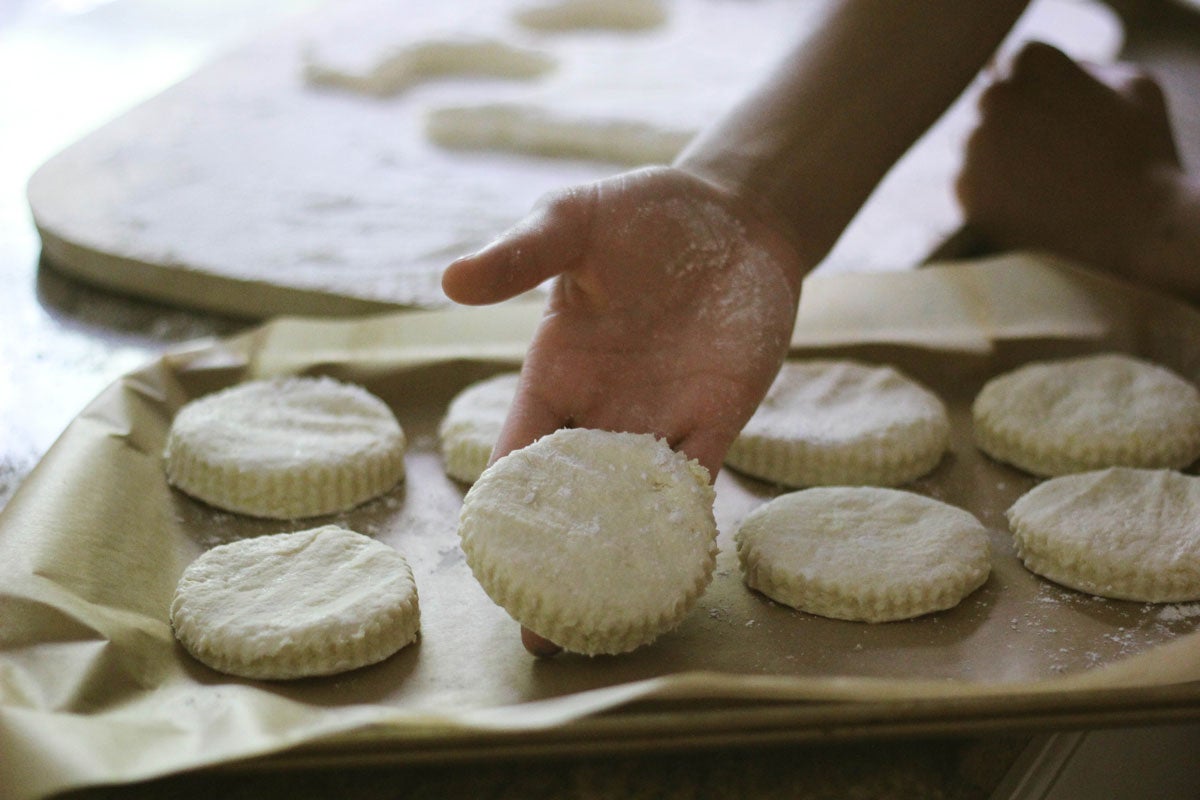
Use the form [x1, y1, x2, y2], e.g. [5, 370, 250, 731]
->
[447, 167, 803, 477]
[442, 167, 804, 656]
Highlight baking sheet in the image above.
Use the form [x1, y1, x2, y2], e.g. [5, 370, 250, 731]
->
[4, 255, 1200, 799]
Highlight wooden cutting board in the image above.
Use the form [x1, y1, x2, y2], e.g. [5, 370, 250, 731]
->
[27, 0, 1122, 319]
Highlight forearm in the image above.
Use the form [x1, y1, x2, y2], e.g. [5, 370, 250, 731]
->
[676, 0, 1029, 269]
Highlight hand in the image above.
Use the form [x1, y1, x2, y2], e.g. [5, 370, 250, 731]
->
[443, 166, 805, 655]
[956, 41, 1181, 277]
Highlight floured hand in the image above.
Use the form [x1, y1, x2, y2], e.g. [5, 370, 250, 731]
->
[442, 166, 805, 655]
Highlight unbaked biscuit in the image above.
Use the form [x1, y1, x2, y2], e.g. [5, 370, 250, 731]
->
[725, 360, 950, 487]
[170, 525, 420, 679]
[973, 352, 1200, 477]
[458, 428, 718, 655]
[735, 487, 991, 623]
[1007, 467, 1200, 602]
[164, 376, 406, 519]
[438, 372, 519, 484]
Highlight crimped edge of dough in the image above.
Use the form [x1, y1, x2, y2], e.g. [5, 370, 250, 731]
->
[725, 427, 948, 488]
[1009, 512, 1200, 603]
[458, 429, 718, 655]
[737, 536, 989, 623]
[464, 528, 717, 655]
[164, 443, 407, 519]
[973, 407, 1200, 477]
[170, 534, 421, 680]
[438, 429, 494, 485]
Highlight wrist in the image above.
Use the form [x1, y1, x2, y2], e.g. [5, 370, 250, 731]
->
[672, 152, 828, 285]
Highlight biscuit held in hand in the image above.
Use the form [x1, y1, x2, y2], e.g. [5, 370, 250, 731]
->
[458, 428, 718, 655]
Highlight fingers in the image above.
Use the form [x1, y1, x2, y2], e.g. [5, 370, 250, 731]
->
[974, 41, 1180, 169]
[521, 626, 563, 657]
[441, 185, 597, 306]
[672, 427, 729, 485]
[986, 41, 1169, 116]
[981, 41, 1099, 113]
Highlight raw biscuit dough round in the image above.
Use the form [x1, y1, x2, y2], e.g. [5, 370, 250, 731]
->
[1007, 467, 1200, 602]
[735, 487, 991, 623]
[972, 352, 1200, 477]
[725, 360, 950, 488]
[458, 428, 718, 655]
[164, 376, 407, 519]
[170, 525, 420, 680]
[438, 372, 519, 484]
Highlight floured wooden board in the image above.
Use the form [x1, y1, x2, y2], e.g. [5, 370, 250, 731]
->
[27, 0, 1122, 318]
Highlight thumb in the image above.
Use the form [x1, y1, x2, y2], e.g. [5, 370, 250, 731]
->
[442, 186, 595, 306]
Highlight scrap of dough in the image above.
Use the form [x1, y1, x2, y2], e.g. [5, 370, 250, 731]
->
[513, 0, 667, 31]
[164, 376, 407, 519]
[458, 428, 717, 655]
[725, 360, 950, 488]
[735, 487, 991, 623]
[171, 525, 420, 680]
[303, 38, 557, 98]
[425, 103, 693, 165]
[973, 352, 1200, 477]
[438, 371, 519, 484]
[1007, 467, 1200, 602]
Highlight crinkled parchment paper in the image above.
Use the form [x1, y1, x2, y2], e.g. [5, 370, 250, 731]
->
[3, 255, 1200, 799]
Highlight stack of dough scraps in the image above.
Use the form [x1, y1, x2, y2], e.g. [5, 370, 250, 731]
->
[163, 376, 408, 519]
[735, 487, 991, 623]
[725, 359, 950, 488]
[972, 352, 1200, 476]
[457, 428, 718, 655]
[171, 525, 421, 680]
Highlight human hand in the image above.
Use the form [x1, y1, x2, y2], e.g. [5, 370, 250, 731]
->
[956, 41, 1181, 277]
[443, 166, 805, 655]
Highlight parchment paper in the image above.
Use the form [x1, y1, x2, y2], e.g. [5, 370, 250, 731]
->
[3, 255, 1200, 799]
